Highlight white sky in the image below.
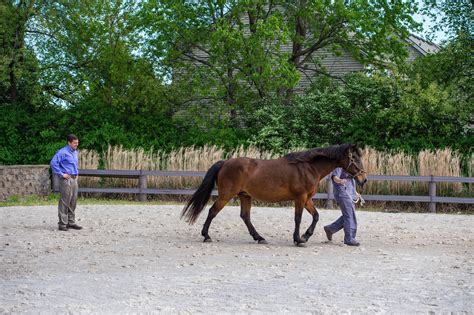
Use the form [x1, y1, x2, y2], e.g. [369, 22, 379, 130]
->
[412, 13, 449, 45]
[411, 0, 450, 45]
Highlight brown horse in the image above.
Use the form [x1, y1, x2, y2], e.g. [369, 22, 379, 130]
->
[181, 143, 367, 246]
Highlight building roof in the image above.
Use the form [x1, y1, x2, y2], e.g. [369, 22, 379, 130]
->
[406, 34, 440, 55]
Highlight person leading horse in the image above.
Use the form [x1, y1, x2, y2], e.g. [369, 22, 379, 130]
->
[181, 143, 367, 246]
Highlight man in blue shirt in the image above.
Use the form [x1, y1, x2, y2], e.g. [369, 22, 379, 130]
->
[324, 167, 361, 246]
[50, 134, 83, 231]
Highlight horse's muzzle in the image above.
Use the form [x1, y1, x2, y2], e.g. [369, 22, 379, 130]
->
[356, 177, 368, 187]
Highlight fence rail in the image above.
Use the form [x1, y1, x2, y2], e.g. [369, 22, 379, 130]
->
[51, 169, 474, 213]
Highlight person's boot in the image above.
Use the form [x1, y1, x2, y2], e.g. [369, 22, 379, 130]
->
[344, 240, 360, 246]
[324, 226, 333, 241]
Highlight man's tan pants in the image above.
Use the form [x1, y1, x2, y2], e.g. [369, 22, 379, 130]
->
[58, 176, 78, 227]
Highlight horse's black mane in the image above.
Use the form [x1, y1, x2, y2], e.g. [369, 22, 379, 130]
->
[283, 144, 356, 164]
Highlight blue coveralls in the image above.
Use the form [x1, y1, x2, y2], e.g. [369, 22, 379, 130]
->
[326, 167, 358, 244]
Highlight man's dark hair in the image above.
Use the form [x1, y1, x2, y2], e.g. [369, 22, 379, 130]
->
[67, 134, 78, 142]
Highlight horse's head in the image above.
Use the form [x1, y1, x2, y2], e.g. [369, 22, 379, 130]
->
[341, 144, 367, 187]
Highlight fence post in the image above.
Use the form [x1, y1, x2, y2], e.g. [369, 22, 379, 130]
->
[429, 175, 436, 213]
[139, 170, 147, 202]
[52, 174, 59, 192]
[326, 176, 333, 209]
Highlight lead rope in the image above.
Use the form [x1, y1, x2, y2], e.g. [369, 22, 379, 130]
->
[353, 195, 366, 206]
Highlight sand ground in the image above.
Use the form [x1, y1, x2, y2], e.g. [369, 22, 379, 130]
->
[1, 204, 473, 314]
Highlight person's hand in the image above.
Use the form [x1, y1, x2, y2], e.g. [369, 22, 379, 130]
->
[63, 173, 71, 180]
[333, 176, 347, 185]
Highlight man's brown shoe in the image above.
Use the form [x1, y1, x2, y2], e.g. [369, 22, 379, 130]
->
[58, 225, 68, 231]
[324, 226, 333, 241]
[67, 224, 83, 230]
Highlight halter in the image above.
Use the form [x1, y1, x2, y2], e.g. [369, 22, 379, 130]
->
[345, 152, 367, 179]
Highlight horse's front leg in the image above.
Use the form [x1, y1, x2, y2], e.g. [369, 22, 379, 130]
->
[301, 199, 320, 243]
[293, 198, 306, 247]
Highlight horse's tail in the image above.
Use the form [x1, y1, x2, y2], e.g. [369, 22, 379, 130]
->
[181, 160, 225, 224]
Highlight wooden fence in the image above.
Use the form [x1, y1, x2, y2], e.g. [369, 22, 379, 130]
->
[51, 169, 474, 213]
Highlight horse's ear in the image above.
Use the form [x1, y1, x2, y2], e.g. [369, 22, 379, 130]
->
[342, 143, 353, 155]
[352, 143, 365, 156]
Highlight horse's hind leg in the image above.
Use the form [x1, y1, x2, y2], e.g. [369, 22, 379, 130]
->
[301, 199, 320, 243]
[293, 197, 307, 246]
[201, 196, 230, 242]
[239, 195, 267, 244]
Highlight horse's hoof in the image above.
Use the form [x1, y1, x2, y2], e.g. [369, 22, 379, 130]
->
[258, 239, 268, 244]
[203, 238, 213, 243]
[294, 240, 307, 247]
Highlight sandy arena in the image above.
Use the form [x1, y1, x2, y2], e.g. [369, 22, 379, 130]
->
[1, 204, 473, 313]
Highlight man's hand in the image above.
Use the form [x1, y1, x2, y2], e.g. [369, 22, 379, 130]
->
[334, 176, 347, 185]
[63, 173, 71, 180]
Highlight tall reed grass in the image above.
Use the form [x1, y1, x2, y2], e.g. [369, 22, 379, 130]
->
[78, 149, 100, 187]
[78, 145, 472, 199]
[418, 148, 463, 195]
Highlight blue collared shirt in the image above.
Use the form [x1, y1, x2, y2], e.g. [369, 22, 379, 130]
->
[50, 145, 79, 177]
[331, 167, 357, 200]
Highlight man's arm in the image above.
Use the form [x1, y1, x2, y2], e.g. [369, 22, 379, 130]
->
[50, 152, 64, 177]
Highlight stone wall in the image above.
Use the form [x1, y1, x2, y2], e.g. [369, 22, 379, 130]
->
[0, 165, 51, 201]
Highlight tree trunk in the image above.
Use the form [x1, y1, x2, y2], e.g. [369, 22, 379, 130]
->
[226, 67, 237, 120]
[282, 15, 306, 98]
[7, 0, 36, 102]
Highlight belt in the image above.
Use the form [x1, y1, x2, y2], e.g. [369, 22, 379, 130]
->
[70, 175, 78, 179]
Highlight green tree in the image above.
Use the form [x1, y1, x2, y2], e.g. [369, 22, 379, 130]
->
[421, 0, 473, 41]
[145, 0, 420, 126]
[1, 0, 36, 102]
[30, 1, 151, 106]
[414, 0, 473, 111]
[247, 87, 354, 152]
[342, 72, 472, 154]
[282, 0, 420, 81]
[25, 0, 180, 151]
[143, 0, 297, 128]
[0, 1, 66, 164]
[406, 1, 473, 154]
